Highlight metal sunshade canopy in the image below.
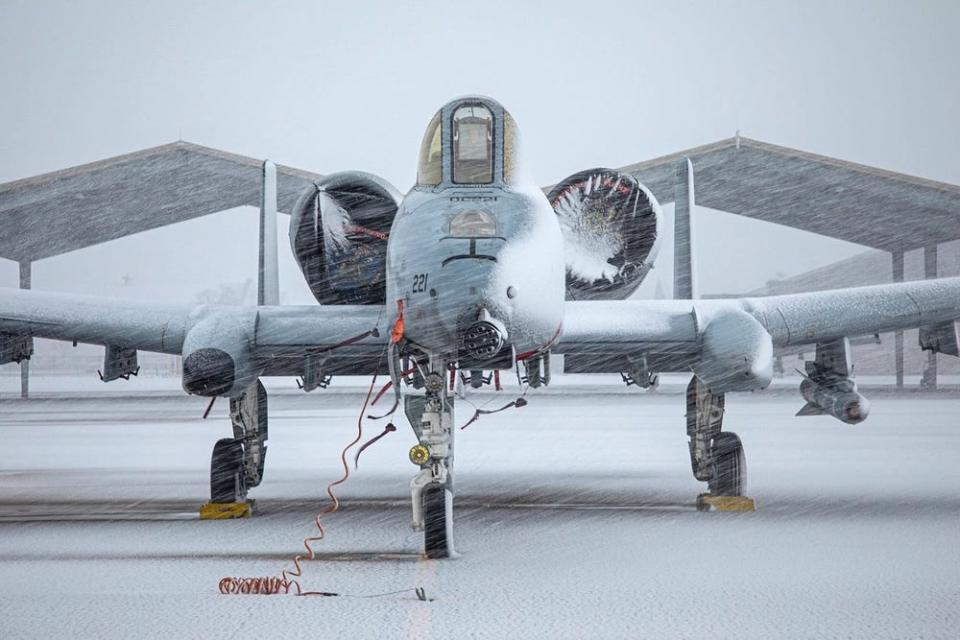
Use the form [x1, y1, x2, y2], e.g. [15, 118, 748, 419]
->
[0, 141, 322, 262]
[2, 136, 959, 263]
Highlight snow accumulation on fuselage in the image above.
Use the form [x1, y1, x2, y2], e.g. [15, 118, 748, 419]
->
[385, 95, 567, 361]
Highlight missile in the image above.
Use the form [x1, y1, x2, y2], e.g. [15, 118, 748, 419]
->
[797, 377, 870, 425]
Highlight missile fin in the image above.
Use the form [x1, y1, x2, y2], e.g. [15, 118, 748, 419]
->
[796, 402, 827, 417]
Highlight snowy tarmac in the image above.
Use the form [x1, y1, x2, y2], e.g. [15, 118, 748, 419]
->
[1, 385, 958, 639]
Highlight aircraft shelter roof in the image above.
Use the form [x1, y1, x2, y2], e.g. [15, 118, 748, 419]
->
[1, 136, 958, 263]
[0, 141, 322, 262]
[619, 136, 960, 253]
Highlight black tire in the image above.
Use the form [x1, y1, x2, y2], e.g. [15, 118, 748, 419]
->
[210, 438, 245, 503]
[423, 483, 455, 559]
[709, 432, 746, 496]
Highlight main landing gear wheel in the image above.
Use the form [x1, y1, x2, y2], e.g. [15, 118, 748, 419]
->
[200, 381, 268, 519]
[708, 432, 746, 497]
[687, 376, 755, 512]
[423, 483, 454, 559]
[210, 438, 245, 503]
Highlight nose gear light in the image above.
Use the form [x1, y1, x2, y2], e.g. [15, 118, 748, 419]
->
[409, 444, 430, 466]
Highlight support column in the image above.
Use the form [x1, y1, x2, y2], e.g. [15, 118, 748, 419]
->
[19, 261, 31, 399]
[921, 244, 939, 390]
[673, 158, 697, 299]
[892, 250, 904, 390]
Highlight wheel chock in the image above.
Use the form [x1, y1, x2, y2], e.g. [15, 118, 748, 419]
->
[696, 493, 756, 512]
[199, 501, 253, 519]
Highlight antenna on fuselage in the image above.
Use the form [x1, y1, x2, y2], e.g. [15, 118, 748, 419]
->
[673, 157, 698, 300]
[258, 160, 280, 306]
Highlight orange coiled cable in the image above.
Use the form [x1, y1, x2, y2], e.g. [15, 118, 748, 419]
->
[279, 372, 380, 596]
[217, 373, 379, 597]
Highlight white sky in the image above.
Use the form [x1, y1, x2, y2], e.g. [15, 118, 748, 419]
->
[1, 0, 958, 301]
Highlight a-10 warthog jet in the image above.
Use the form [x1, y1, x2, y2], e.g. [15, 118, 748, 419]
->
[2, 95, 959, 557]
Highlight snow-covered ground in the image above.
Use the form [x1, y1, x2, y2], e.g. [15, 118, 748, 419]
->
[0, 389, 958, 639]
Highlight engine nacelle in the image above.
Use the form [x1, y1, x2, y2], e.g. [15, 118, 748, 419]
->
[289, 171, 401, 305]
[694, 308, 773, 394]
[181, 311, 261, 397]
[547, 168, 661, 300]
[799, 377, 870, 425]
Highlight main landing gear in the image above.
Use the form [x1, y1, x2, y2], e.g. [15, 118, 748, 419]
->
[686, 376, 755, 512]
[405, 364, 456, 558]
[200, 380, 268, 519]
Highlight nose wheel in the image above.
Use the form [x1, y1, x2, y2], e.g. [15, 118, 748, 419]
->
[423, 483, 455, 558]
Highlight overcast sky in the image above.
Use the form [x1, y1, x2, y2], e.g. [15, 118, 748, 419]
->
[1, 0, 958, 301]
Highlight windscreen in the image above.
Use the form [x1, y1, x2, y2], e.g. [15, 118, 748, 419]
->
[417, 111, 443, 186]
[452, 104, 493, 184]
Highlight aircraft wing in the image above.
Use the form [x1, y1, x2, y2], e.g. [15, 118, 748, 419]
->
[556, 277, 960, 388]
[0, 287, 389, 377]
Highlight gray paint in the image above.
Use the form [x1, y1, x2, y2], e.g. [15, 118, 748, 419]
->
[18, 260, 30, 399]
[0, 142, 322, 262]
[3, 136, 959, 268]
[618, 137, 960, 252]
[673, 158, 696, 299]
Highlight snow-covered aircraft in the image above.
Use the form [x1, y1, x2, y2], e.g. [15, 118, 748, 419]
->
[2, 95, 959, 557]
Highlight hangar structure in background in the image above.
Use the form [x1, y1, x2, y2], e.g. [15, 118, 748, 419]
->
[2, 137, 960, 397]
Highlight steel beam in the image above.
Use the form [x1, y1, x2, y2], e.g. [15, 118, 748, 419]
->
[921, 245, 939, 390]
[18, 260, 31, 399]
[892, 250, 904, 390]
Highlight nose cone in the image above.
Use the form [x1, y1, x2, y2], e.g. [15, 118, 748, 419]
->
[841, 394, 870, 424]
[182, 348, 235, 396]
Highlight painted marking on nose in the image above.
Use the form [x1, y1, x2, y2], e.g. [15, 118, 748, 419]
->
[440, 237, 502, 267]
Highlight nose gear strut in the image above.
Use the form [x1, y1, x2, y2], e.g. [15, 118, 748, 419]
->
[406, 366, 456, 558]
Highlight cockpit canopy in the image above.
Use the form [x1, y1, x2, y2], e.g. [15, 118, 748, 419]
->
[417, 97, 522, 188]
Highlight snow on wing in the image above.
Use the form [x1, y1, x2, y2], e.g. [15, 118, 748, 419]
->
[558, 277, 960, 372]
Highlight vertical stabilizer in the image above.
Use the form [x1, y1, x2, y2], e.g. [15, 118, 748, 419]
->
[258, 160, 280, 306]
[673, 157, 697, 299]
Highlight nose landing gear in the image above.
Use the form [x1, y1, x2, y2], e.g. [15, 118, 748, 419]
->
[406, 368, 456, 558]
[686, 376, 755, 512]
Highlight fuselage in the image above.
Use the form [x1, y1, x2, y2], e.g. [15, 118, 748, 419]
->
[384, 96, 565, 362]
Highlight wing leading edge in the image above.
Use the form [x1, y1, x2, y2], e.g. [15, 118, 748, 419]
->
[558, 277, 960, 382]
[0, 287, 389, 377]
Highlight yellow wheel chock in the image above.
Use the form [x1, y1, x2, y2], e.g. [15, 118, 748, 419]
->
[199, 502, 252, 520]
[696, 493, 756, 512]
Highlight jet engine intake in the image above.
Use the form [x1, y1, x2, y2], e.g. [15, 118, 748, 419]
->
[547, 168, 661, 300]
[181, 312, 261, 397]
[289, 171, 400, 305]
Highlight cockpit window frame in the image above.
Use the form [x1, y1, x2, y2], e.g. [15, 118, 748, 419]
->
[451, 103, 495, 185]
[414, 98, 509, 192]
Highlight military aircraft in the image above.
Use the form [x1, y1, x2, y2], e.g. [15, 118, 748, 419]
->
[2, 95, 959, 558]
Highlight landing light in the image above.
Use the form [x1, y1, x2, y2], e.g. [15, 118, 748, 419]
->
[449, 210, 496, 237]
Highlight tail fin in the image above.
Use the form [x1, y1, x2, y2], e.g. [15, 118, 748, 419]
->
[673, 157, 697, 299]
[258, 160, 280, 306]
